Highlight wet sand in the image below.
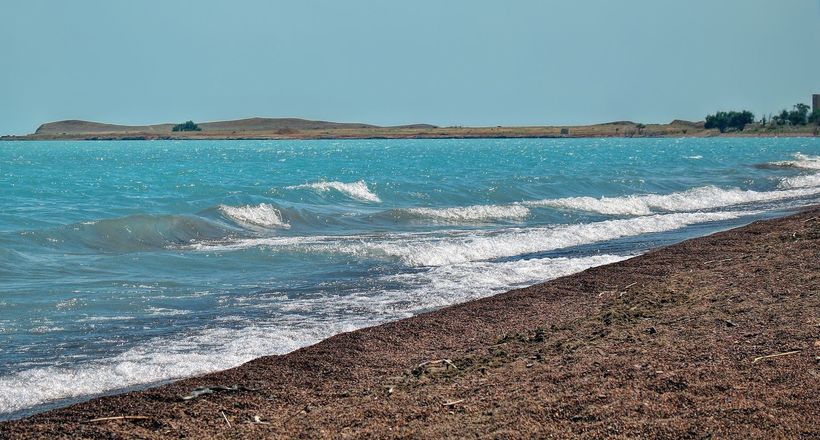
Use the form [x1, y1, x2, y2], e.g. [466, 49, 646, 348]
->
[1, 207, 818, 438]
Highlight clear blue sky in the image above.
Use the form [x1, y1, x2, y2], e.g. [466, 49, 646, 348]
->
[1, 0, 819, 134]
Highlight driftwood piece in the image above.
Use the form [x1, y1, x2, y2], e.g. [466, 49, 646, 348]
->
[84, 416, 149, 423]
[752, 350, 801, 364]
[180, 385, 257, 401]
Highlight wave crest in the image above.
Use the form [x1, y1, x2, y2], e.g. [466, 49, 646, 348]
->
[526, 185, 820, 216]
[218, 203, 290, 229]
[768, 153, 820, 170]
[287, 180, 381, 202]
[402, 204, 530, 222]
[355, 211, 744, 266]
[779, 173, 820, 189]
[34, 214, 230, 252]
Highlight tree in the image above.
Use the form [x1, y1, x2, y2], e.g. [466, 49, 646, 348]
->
[772, 109, 790, 126]
[172, 120, 201, 132]
[771, 104, 812, 126]
[810, 109, 820, 125]
[704, 112, 728, 132]
[787, 103, 810, 126]
[704, 110, 754, 132]
[729, 111, 754, 131]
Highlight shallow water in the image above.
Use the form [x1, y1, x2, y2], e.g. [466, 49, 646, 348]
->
[1, 137, 819, 418]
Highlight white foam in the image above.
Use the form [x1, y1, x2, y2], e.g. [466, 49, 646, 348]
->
[287, 180, 381, 202]
[0, 253, 626, 416]
[145, 307, 191, 317]
[30, 326, 65, 334]
[268, 254, 630, 319]
[0, 323, 358, 416]
[379, 254, 630, 310]
[770, 153, 820, 170]
[186, 235, 323, 252]
[403, 204, 530, 222]
[189, 212, 748, 266]
[779, 173, 820, 189]
[78, 316, 135, 322]
[330, 211, 745, 267]
[526, 186, 820, 216]
[684, 155, 703, 160]
[218, 203, 290, 229]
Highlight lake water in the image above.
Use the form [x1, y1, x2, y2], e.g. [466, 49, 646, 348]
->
[1, 137, 818, 418]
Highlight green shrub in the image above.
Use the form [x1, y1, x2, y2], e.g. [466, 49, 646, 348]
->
[172, 120, 201, 132]
[771, 104, 811, 126]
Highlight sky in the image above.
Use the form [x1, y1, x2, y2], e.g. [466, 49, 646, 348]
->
[1, 0, 819, 135]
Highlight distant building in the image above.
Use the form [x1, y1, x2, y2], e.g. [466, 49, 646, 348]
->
[814, 94, 820, 112]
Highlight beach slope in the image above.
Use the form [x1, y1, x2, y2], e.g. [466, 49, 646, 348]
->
[1, 208, 818, 438]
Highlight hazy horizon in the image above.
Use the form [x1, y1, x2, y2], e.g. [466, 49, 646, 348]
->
[2, 0, 819, 135]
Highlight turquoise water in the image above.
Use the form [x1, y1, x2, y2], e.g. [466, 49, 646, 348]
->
[1, 137, 819, 417]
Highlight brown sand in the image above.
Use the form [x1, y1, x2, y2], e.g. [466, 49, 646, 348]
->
[1, 208, 818, 439]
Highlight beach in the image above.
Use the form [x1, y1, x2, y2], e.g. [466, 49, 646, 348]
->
[1, 206, 817, 438]
[3, 1, 819, 437]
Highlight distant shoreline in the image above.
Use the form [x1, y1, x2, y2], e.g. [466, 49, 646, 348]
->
[3, 134, 818, 141]
[4, 133, 820, 141]
[3, 117, 817, 141]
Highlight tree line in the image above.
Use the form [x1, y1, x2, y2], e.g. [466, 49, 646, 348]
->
[705, 103, 820, 133]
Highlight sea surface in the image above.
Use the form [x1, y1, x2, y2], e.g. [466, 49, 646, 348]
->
[1, 137, 819, 418]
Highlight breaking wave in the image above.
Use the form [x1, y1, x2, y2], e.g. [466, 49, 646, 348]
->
[0, 323, 357, 416]
[345, 211, 744, 266]
[401, 204, 531, 222]
[26, 214, 232, 253]
[768, 153, 820, 190]
[0, 253, 627, 416]
[287, 180, 381, 202]
[778, 173, 820, 189]
[218, 203, 290, 229]
[379, 254, 631, 310]
[526, 185, 820, 216]
[21, 204, 295, 254]
[768, 153, 820, 170]
[191, 211, 747, 267]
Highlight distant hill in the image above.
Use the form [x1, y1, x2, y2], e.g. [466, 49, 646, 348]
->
[669, 119, 705, 128]
[13, 117, 809, 141]
[35, 118, 437, 135]
[35, 120, 174, 135]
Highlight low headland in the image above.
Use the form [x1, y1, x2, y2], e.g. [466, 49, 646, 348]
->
[2, 116, 818, 141]
[1, 207, 817, 438]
